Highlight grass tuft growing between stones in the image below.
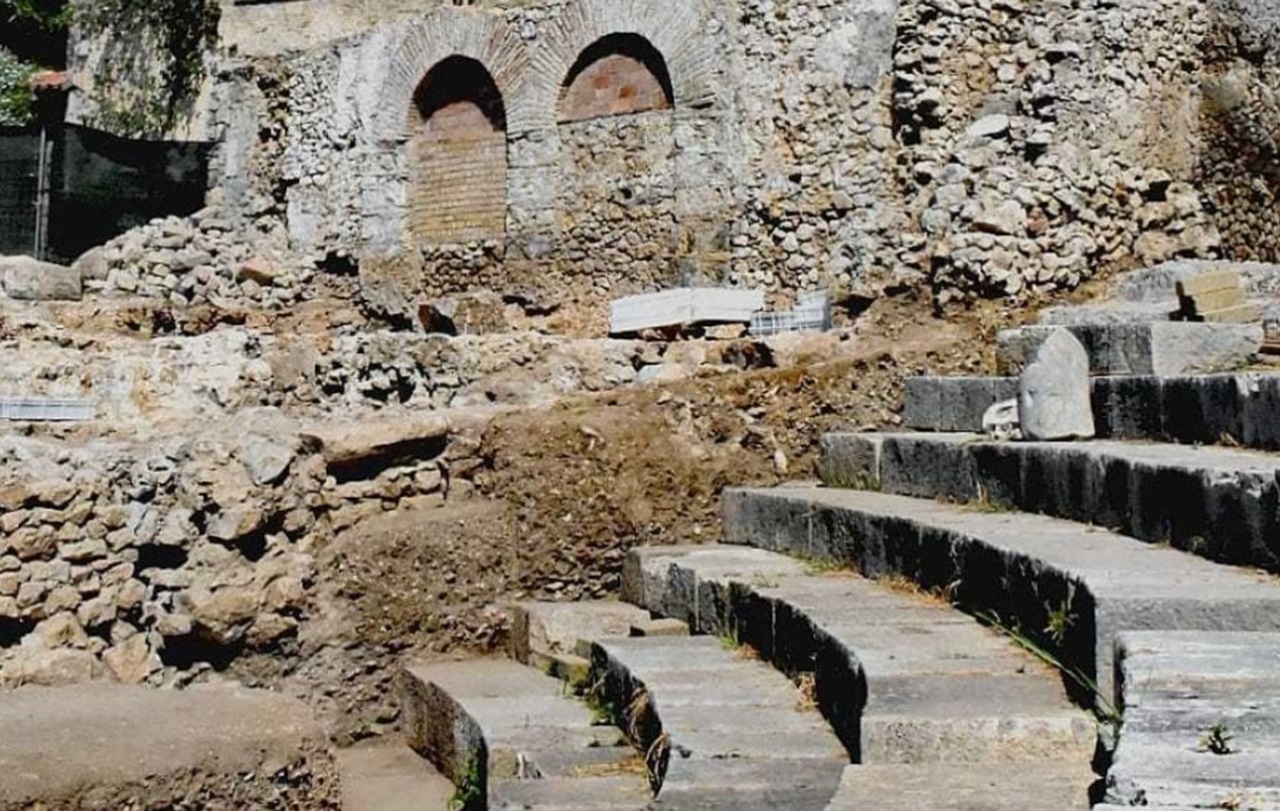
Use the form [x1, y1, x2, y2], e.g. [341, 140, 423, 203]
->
[978, 609, 1120, 729]
[963, 482, 1015, 514]
[1200, 723, 1236, 756]
[449, 753, 484, 811]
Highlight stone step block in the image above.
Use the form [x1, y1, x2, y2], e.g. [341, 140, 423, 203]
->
[491, 775, 652, 809]
[624, 545, 1095, 767]
[820, 431, 1280, 572]
[721, 486, 1280, 707]
[609, 288, 765, 335]
[1181, 285, 1245, 316]
[825, 763, 1093, 809]
[0, 683, 337, 809]
[996, 323, 1261, 376]
[1177, 269, 1243, 299]
[1105, 631, 1280, 807]
[589, 634, 846, 809]
[904, 371, 1280, 445]
[399, 659, 648, 808]
[509, 601, 650, 682]
[0, 256, 82, 301]
[902, 376, 1020, 433]
[1201, 302, 1263, 324]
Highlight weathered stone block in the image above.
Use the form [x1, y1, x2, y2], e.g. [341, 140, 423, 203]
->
[1019, 329, 1095, 441]
[0, 256, 82, 301]
[997, 323, 1262, 376]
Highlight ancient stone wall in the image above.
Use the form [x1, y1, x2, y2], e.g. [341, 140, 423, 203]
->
[0, 414, 481, 689]
[1197, 2, 1280, 262]
[199, 0, 1275, 319]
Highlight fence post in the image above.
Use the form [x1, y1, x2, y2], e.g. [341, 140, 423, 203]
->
[33, 123, 52, 260]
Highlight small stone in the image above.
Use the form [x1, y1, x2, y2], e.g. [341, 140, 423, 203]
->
[43, 584, 81, 614]
[72, 246, 109, 281]
[983, 399, 1021, 440]
[967, 114, 1011, 139]
[114, 579, 147, 611]
[237, 256, 279, 286]
[246, 613, 298, 648]
[154, 611, 193, 638]
[973, 200, 1026, 236]
[103, 634, 161, 684]
[30, 480, 77, 509]
[0, 484, 31, 511]
[185, 585, 261, 644]
[59, 538, 107, 563]
[240, 437, 294, 486]
[31, 612, 90, 649]
[11, 527, 56, 561]
[77, 593, 117, 629]
[263, 576, 306, 613]
[207, 505, 266, 542]
[0, 647, 101, 687]
[1018, 329, 1095, 441]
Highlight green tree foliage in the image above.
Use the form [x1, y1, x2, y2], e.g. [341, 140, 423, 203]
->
[75, 0, 220, 136]
[0, 47, 36, 125]
[2, 0, 220, 136]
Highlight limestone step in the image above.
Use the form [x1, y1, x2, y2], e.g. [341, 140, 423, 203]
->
[995, 323, 1261, 377]
[902, 375, 1020, 433]
[399, 658, 650, 810]
[336, 741, 453, 811]
[589, 634, 847, 810]
[825, 763, 1092, 810]
[509, 601, 651, 694]
[623, 545, 1096, 769]
[721, 485, 1280, 707]
[1105, 631, 1280, 808]
[509, 600, 650, 665]
[822, 431, 1280, 572]
[1092, 373, 1280, 450]
[902, 372, 1280, 450]
[0, 682, 337, 808]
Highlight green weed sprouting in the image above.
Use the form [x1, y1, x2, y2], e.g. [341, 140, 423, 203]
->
[449, 753, 483, 811]
[977, 609, 1121, 729]
[1200, 723, 1235, 756]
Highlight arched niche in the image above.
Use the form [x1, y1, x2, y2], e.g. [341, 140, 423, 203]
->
[557, 33, 674, 124]
[407, 55, 508, 245]
[554, 32, 678, 289]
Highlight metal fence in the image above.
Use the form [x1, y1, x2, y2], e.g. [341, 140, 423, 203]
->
[0, 123, 211, 263]
[0, 125, 41, 257]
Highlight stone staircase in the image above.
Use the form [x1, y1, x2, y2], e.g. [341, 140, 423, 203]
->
[720, 335, 1280, 808]
[392, 549, 1101, 808]
[374, 322, 1280, 809]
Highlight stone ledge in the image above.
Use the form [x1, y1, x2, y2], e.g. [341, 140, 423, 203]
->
[624, 545, 1096, 766]
[0, 682, 336, 809]
[721, 486, 1280, 705]
[589, 634, 845, 808]
[903, 372, 1280, 452]
[996, 323, 1262, 376]
[398, 658, 648, 807]
[1107, 631, 1280, 808]
[820, 432, 1280, 572]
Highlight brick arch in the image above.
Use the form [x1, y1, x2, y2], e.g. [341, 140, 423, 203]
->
[524, 0, 717, 132]
[406, 55, 509, 245]
[373, 9, 530, 143]
[558, 33, 674, 123]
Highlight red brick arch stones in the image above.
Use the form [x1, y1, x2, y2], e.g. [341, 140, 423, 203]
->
[374, 1, 718, 245]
